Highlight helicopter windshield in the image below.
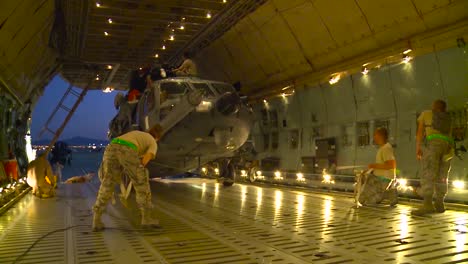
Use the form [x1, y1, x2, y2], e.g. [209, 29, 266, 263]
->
[191, 82, 215, 97]
[211, 83, 235, 94]
[160, 81, 189, 96]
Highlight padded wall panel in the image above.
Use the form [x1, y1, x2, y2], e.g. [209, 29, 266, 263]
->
[0, 0, 57, 101]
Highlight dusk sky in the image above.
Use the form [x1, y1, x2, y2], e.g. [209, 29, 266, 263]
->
[31, 76, 119, 141]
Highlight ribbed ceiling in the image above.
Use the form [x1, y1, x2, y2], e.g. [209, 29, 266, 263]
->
[194, 0, 468, 96]
[60, 0, 263, 90]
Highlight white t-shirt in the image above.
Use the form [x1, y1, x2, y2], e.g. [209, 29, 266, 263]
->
[117, 131, 157, 157]
[373, 142, 395, 179]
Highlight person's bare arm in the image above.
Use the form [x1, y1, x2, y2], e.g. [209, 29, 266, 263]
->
[368, 160, 396, 170]
[416, 120, 425, 160]
[174, 61, 189, 73]
[141, 152, 155, 167]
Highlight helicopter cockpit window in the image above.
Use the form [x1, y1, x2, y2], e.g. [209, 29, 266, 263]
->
[191, 83, 215, 97]
[212, 83, 235, 95]
[160, 82, 189, 97]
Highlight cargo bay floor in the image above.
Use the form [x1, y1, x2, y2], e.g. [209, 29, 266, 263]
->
[1, 177, 467, 264]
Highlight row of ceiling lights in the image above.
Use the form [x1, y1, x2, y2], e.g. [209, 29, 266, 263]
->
[262, 48, 414, 104]
[95, 1, 227, 59]
[329, 49, 413, 85]
[95, 0, 228, 91]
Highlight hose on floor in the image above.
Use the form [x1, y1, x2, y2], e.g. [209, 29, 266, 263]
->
[12, 225, 156, 264]
[12, 225, 89, 264]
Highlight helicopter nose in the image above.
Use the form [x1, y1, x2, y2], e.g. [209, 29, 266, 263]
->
[216, 92, 241, 116]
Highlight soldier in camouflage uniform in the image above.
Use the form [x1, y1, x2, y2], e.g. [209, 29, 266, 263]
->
[413, 100, 453, 216]
[92, 125, 163, 231]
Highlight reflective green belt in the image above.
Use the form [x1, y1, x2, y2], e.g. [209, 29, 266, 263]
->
[376, 175, 392, 183]
[427, 134, 454, 145]
[111, 138, 137, 151]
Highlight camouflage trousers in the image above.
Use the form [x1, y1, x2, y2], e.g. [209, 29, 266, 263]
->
[358, 175, 393, 205]
[93, 144, 153, 214]
[421, 139, 451, 199]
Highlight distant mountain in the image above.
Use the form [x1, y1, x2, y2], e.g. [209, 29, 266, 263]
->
[33, 136, 109, 146]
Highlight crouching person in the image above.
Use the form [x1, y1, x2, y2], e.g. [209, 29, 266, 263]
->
[92, 125, 163, 231]
[358, 127, 398, 206]
[27, 154, 57, 198]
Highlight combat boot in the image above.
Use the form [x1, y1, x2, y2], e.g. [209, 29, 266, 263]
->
[92, 212, 105, 232]
[388, 188, 398, 207]
[411, 196, 435, 216]
[434, 196, 445, 213]
[141, 210, 160, 228]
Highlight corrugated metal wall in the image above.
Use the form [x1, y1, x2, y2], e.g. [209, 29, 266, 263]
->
[250, 45, 468, 178]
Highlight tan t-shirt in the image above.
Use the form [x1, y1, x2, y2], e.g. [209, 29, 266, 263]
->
[417, 110, 439, 136]
[373, 142, 396, 179]
[117, 131, 157, 157]
[180, 59, 198, 76]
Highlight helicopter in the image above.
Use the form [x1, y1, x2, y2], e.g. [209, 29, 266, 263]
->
[109, 73, 253, 186]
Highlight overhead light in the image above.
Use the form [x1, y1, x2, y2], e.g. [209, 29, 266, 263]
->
[263, 99, 267, 103]
[182, 17, 186, 20]
[96, 2, 101, 7]
[104, 31, 109, 36]
[329, 74, 340, 84]
[180, 25, 185, 30]
[223, 0, 227, 3]
[106, 65, 112, 69]
[154, 54, 159, 58]
[107, 18, 113, 24]
[139, 67, 142, 70]
[402, 54, 411, 63]
[95, 76, 100, 81]
[361, 66, 369, 75]
[162, 45, 166, 50]
[206, 11, 212, 19]
[281, 93, 286, 97]
[169, 35, 175, 41]
[281, 85, 291, 91]
[403, 49, 412, 54]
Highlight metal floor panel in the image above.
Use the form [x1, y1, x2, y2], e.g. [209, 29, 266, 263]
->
[0, 177, 467, 264]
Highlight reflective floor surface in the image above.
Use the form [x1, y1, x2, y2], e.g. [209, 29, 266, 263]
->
[1, 176, 467, 264]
